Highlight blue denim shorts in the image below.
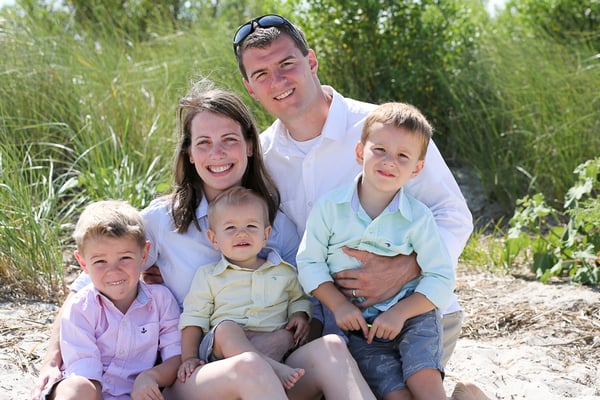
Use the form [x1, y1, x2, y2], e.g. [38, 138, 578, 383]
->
[347, 309, 444, 399]
[198, 322, 223, 363]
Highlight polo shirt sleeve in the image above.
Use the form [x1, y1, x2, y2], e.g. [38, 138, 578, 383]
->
[178, 266, 213, 333]
[411, 205, 456, 310]
[405, 140, 473, 266]
[154, 285, 182, 361]
[60, 291, 103, 382]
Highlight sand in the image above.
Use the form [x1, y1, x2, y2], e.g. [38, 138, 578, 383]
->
[1, 268, 599, 400]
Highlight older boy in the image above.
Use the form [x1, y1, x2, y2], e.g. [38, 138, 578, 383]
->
[297, 103, 455, 400]
[42, 200, 181, 400]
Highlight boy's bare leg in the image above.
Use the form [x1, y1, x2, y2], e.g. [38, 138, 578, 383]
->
[164, 352, 288, 400]
[245, 328, 294, 361]
[405, 368, 446, 400]
[285, 334, 377, 400]
[49, 376, 102, 400]
[213, 321, 304, 390]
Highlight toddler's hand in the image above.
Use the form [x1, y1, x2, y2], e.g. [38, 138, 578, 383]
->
[177, 357, 204, 382]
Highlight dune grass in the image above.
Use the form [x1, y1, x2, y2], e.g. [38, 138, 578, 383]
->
[1, 5, 597, 299]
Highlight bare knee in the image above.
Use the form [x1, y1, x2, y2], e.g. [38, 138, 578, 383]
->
[51, 376, 100, 400]
[232, 351, 276, 383]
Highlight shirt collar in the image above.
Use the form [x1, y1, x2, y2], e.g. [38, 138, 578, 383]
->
[320, 86, 347, 142]
[346, 174, 414, 221]
[93, 281, 149, 307]
[195, 195, 209, 221]
[211, 247, 290, 276]
[271, 85, 346, 146]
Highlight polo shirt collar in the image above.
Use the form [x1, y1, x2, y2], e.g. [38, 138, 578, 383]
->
[211, 247, 287, 276]
[347, 174, 414, 221]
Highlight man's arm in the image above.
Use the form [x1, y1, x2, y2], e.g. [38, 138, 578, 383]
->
[334, 249, 420, 308]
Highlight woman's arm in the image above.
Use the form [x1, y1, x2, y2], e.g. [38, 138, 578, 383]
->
[29, 292, 74, 400]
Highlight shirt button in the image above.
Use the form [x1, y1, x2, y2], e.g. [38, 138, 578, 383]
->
[307, 201, 313, 207]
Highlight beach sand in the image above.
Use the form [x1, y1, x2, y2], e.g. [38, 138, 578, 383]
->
[2, 268, 599, 400]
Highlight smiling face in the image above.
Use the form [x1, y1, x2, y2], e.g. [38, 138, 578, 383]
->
[188, 111, 253, 202]
[356, 123, 425, 197]
[76, 236, 149, 313]
[241, 35, 322, 123]
[207, 198, 271, 269]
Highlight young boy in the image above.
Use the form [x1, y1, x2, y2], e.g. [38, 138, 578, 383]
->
[297, 102, 455, 400]
[43, 200, 181, 400]
[177, 187, 312, 391]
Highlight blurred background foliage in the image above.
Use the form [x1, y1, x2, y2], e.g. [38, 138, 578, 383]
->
[1, 0, 598, 299]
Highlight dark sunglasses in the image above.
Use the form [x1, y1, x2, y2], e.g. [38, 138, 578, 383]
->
[233, 14, 299, 52]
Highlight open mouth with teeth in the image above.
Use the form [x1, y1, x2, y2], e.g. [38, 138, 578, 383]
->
[234, 242, 251, 247]
[208, 164, 233, 174]
[275, 89, 293, 101]
[107, 279, 126, 286]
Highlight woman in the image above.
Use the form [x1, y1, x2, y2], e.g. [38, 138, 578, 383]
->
[32, 80, 375, 400]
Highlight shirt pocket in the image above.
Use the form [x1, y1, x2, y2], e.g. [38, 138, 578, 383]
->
[261, 274, 290, 307]
[132, 321, 160, 368]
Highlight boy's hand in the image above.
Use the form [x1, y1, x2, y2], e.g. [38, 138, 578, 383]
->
[177, 357, 204, 382]
[30, 363, 62, 400]
[367, 309, 405, 344]
[286, 312, 310, 347]
[131, 371, 163, 400]
[333, 302, 369, 338]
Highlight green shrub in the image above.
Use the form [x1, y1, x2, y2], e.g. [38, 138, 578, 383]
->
[505, 158, 600, 284]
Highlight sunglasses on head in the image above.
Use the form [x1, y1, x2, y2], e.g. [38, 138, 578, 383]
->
[233, 14, 299, 52]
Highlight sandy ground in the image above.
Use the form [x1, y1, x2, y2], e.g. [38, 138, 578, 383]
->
[1, 268, 599, 400]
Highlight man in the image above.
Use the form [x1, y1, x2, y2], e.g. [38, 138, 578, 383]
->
[233, 14, 473, 366]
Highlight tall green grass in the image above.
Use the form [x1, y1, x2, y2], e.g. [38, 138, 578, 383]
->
[1, 5, 597, 299]
[445, 26, 600, 211]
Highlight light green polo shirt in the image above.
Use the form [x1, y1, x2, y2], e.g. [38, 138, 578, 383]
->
[297, 178, 455, 313]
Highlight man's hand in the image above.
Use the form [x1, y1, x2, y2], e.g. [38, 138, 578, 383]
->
[142, 265, 164, 285]
[334, 247, 420, 308]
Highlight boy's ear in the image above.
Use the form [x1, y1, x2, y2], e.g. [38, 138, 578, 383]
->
[206, 229, 220, 251]
[263, 225, 272, 242]
[74, 250, 88, 274]
[141, 241, 150, 263]
[411, 159, 425, 177]
[355, 141, 364, 165]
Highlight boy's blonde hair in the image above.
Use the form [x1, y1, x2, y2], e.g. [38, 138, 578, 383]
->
[73, 200, 146, 254]
[207, 187, 270, 228]
[361, 102, 433, 160]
